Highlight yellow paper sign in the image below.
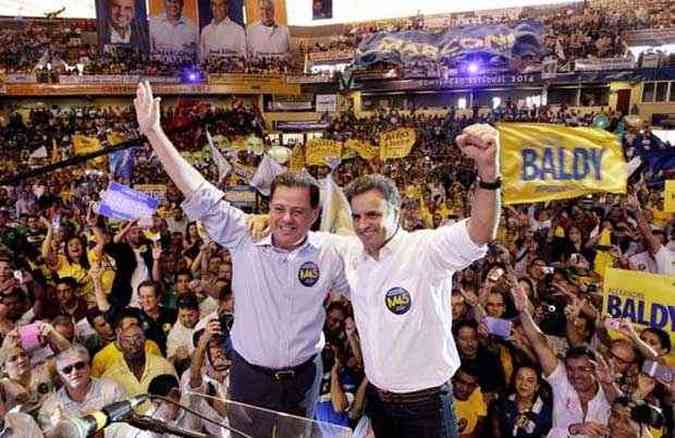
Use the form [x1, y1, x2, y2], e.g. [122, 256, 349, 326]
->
[665, 180, 675, 212]
[305, 138, 342, 166]
[345, 138, 378, 160]
[603, 268, 675, 359]
[499, 123, 627, 205]
[289, 143, 305, 172]
[72, 135, 106, 168]
[379, 128, 416, 160]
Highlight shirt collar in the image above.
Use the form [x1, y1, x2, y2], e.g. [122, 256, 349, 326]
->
[254, 232, 320, 252]
[359, 227, 406, 262]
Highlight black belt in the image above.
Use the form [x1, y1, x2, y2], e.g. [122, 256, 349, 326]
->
[371, 382, 448, 404]
[242, 354, 316, 382]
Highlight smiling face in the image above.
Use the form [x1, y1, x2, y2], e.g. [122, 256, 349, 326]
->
[350, 189, 398, 256]
[514, 366, 539, 400]
[269, 186, 318, 251]
[57, 351, 91, 392]
[110, 0, 135, 32]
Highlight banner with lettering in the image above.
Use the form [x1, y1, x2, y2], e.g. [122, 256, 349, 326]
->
[499, 123, 627, 205]
[345, 139, 378, 160]
[306, 138, 343, 166]
[666, 181, 675, 213]
[354, 20, 544, 67]
[379, 128, 416, 160]
[73, 135, 107, 169]
[603, 268, 675, 359]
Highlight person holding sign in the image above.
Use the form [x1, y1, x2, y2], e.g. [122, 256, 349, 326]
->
[134, 82, 350, 435]
[627, 193, 675, 276]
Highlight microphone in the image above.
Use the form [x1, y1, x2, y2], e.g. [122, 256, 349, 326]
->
[55, 394, 148, 438]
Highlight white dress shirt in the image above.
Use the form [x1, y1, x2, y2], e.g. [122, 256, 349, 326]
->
[246, 21, 290, 56]
[166, 320, 196, 358]
[655, 245, 675, 276]
[544, 362, 611, 437]
[200, 18, 247, 60]
[0, 412, 43, 438]
[182, 181, 351, 369]
[110, 26, 131, 44]
[336, 219, 486, 393]
[149, 12, 198, 52]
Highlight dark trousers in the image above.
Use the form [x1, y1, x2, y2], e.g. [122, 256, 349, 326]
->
[228, 350, 318, 438]
[365, 382, 459, 438]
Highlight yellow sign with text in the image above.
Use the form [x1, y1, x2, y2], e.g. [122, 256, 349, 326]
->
[345, 139, 378, 160]
[379, 128, 416, 160]
[289, 143, 305, 172]
[665, 180, 675, 212]
[603, 268, 675, 357]
[499, 123, 627, 205]
[306, 138, 343, 166]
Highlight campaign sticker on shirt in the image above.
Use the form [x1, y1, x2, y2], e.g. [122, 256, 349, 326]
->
[298, 261, 320, 287]
[385, 287, 411, 315]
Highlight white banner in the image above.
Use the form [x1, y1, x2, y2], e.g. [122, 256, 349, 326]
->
[59, 75, 141, 84]
[574, 57, 635, 72]
[316, 94, 337, 113]
[6, 73, 37, 83]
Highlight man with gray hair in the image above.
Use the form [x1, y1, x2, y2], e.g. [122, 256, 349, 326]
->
[246, 0, 290, 56]
[38, 344, 128, 437]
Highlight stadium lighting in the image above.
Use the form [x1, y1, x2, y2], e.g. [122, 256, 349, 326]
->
[467, 62, 480, 75]
[188, 73, 198, 82]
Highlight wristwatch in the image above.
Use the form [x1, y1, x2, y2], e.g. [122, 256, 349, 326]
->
[476, 176, 502, 190]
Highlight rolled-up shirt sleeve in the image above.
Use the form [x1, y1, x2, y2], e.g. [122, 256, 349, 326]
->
[425, 218, 487, 276]
[181, 181, 249, 250]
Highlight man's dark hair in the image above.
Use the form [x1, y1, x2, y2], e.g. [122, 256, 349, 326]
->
[564, 345, 597, 362]
[452, 319, 478, 337]
[270, 172, 321, 209]
[148, 374, 179, 397]
[138, 280, 162, 297]
[344, 174, 401, 211]
[176, 293, 199, 311]
[112, 307, 143, 331]
[84, 307, 105, 327]
[641, 327, 671, 354]
[55, 277, 79, 290]
[174, 269, 192, 282]
[457, 360, 481, 379]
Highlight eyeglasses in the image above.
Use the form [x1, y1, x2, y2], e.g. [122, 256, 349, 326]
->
[60, 361, 87, 375]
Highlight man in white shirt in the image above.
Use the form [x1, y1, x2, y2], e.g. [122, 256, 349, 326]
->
[149, 0, 198, 52]
[513, 286, 617, 438]
[109, 0, 134, 44]
[166, 294, 200, 365]
[199, 0, 247, 61]
[246, 0, 290, 57]
[627, 193, 675, 276]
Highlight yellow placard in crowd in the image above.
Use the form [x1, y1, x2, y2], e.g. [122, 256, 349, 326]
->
[106, 132, 126, 146]
[289, 143, 305, 172]
[665, 180, 675, 212]
[379, 128, 416, 160]
[345, 138, 378, 160]
[72, 135, 102, 155]
[498, 123, 627, 205]
[603, 268, 675, 356]
[305, 138, 343, 166]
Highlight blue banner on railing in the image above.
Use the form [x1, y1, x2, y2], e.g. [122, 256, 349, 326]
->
[354, 21, 544, 67]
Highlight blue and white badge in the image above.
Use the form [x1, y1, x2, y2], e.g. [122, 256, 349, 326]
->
[384, 287, 411, 315]
[298, 261, 320, 287]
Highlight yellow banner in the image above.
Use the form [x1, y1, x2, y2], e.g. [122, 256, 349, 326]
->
[230, 136, 249, 151]
[72, 135, 102, 155]
[603, 268, 675, 360]
[499, 123, 627, 205]
[665, 180, 675, 212]
[306, 138, 343, 166]
[379, 128, 416, 160]
[345, 139, 378, 160]
[106, 132, 126, 146]
[289, 143, 305, 172]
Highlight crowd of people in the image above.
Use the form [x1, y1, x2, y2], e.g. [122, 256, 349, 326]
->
[0, 84, 672, 437]
[1, 0, 674, 78]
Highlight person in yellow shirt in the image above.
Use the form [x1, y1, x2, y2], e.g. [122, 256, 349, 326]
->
[91, 309, 162, 377]
[101, 323, 176, 404]
[452, 363, 487, 438]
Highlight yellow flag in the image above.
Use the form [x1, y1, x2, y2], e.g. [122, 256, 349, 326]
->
[107, 132, 126, 146]
[665, 180, 675, 212]
[603, 268, 675, 362]
[230, 136, 249, 151]
[498, 123, 627, 205]
[72, 135, 102, 155]
[305, 138, 342, 166]
[289, 143, 305, 172]
[345, 138, 378, 160]
[379, 128, 416, 160]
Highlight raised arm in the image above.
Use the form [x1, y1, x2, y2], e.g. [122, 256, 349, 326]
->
[456, 124, 501, 246]
[512, 284, 559, 377]
[134, 81, 207, 196]
[626, 193, 661, 256]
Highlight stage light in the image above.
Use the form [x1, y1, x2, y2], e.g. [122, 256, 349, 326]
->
[188, 73, 197, 81]
[467, 62, 480, 74]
